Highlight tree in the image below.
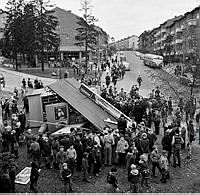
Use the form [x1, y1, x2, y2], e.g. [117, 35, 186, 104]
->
[181, 20, 200, 96]
[1, 0, 25, 70]
[163, 34, 173, 64]
[75, 0, 98, 73]
[32, 0, 60, 71]
[1, 0, 60, 71]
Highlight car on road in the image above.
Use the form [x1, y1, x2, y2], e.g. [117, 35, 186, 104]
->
[0, 73, 5, 86]
[134, 51, 141, 57]
[120, 56, 130, 71]
[122, 61, 130, 71]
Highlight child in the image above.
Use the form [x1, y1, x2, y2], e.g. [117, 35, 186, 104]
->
[19, 133, 25, 147]
[62, 163, 73, 192]
[128, 164, 140, 193]
[139, 155, 150, 188]
[126, 142, 138, 170]
[107, 168, 119, 192]
[160, 150, 170, 183]
[82, 152, 89, 182]
[150, 145, 162, 177]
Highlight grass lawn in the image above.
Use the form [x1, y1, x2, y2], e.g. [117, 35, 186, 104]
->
[3, 63, 101, 81]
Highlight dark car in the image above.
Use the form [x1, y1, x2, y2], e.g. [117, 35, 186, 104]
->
[0, 74, 5, 86]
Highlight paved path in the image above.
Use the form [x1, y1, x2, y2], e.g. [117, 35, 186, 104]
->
[0, 66, 55, 92]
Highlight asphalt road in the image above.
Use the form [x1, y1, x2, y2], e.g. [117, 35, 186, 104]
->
[0, 66, 54, 92]
[112, 51, 155, 97]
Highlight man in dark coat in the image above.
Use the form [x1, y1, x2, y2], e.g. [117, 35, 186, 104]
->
[117, 115, 127, 135]
[161, 130, 172, 163]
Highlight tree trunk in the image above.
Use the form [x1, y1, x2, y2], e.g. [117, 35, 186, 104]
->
[15, 52, 18, 71]
[85, 39, 88, 74]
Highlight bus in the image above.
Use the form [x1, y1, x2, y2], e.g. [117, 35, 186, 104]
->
[143, 54, 163, 68]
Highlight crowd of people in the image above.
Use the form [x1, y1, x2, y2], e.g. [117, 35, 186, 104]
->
[22, 77, 44, 90]
[0, 56, 199, 193]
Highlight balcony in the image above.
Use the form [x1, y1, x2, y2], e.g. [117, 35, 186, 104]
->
[187, 19, 197, 26]
[175, 39, 183, 44]
[181, 25, 185, 30]
[161, 29, 166, 33]
[170, 30, 175, 35]
[161, 36, 166, 41]
[156, 31, 161, 37]
[157, 39, 161, 43]
[176, 27, 182, 33]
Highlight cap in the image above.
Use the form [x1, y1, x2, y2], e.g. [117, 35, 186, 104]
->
[130, 169, 139, 175]
[130, 164, 136, 170]
[142, 133, 147, 138]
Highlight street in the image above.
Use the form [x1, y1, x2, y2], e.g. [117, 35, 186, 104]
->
[102, 51, 156, 98]
[0, 66, 54, 92]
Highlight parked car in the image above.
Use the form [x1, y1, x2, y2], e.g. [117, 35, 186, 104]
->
[122, 61, 130, 71]
[0, 73, 5, 87]
[120, 56, 130, 71]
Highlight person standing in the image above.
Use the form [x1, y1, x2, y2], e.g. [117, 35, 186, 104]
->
[107, 168, 119, 192]
[62, 163, 73, 192]
[171, 128, 183, 168]
[139, 155, 150, 188]
[9, 160, 18, 193]
[30, 161, 40, 193]
[153, 110, 161, 135]
[117, 115, 127, 135]
[18, 110, 26, 134]
[161, 130, 172, 164]
[167, 97, 173, 116]
[105, 73, 111, 88]
[92, 142, 102, 176]
[0, 164, 12, 193]
[66, 144, 77, 175]
[56, 145, 67, 180]
[128, 164, 140, 193]
[137, 75, 142, 88]
[115, 135, 129, 167]
[29, 136, 40, 166]
[25, 129, 33, 158]
[150, 145, 162, 177]
[82, 152, 89, 182]
[104, 128, 115, 166]
[187, 120, 195, 144]
[160, 150, 170, 183]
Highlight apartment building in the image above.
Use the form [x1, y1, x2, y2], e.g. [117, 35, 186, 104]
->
[0, 7, 108, 61]
[53, 7, 108, 61]
[0, 13, 6, 55]
[112, 35, 138, 51]
[139, 6, 200, 62]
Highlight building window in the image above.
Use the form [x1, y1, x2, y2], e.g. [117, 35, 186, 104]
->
[66, 34, 69, 39]
[197, 13, 200, 19]
[56, 24, 60, 30]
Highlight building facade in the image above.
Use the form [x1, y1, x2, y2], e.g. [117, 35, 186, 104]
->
[0, 7, 108, 62]
[110, 35, 138, 51]
[53, 7, 108, 61]
[139, 6, 200, 64]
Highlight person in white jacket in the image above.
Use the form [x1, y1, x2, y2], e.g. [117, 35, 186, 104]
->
[116, 135, 129, 167]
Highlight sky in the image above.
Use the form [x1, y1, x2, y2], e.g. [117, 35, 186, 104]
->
[1, 0, 200, 41]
